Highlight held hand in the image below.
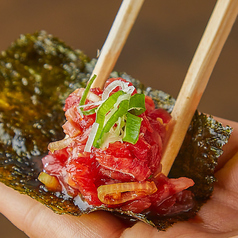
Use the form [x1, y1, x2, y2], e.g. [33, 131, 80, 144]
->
[0, 117, 238, 238]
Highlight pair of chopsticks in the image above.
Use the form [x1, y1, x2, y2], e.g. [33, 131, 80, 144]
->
[91, 0, 238, 175]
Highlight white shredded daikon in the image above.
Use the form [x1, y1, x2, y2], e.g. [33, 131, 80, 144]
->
[77, 107, 84, 118]
[77, 99, 103, 118]
[102, 80, 135, 101]
[87, 91, 101, 102]
[76, 88, 101, 102]
[84, 123, 99, 152]
[100, 116, 126, 149]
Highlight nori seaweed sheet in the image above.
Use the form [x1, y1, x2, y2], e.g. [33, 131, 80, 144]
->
[0, 31, 232, 230]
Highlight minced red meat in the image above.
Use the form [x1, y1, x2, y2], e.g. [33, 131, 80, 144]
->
[40, 78, 194, 215]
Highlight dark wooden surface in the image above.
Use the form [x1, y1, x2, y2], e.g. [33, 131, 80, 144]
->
[0, 1, 237, 237]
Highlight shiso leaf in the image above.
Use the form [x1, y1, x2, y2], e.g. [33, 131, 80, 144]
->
[0, 32, 232, 230]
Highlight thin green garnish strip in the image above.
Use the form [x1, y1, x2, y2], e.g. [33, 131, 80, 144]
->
[128, 93, 146, 116]
[80, 78, 146, 151]
[123, 112, 142, 144]
[93, 90, 126, 148]
[79, 74, 97, 106]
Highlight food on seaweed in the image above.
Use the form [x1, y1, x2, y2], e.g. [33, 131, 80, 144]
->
[39, 77, 195, 215]
[0, 31, 232, 230]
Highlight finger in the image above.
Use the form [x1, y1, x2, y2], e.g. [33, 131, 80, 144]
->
[120, 219, 215, 238]
[215, 152, 238, 194]
[190, 151, 238, 235]
[0, 183, 126, 238]
[121, 220, 238, 238]
[120, 222, 159, 238]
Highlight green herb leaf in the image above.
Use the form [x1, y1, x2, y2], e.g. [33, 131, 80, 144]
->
[99, 99, 129, 146]
[79, 74, 97, 106]
[123, 112, 142, 144]
[128, 93, 146, 115]
[92, 92, 145, 148]
[78, 105, 98, 115]
[93, 91, 125, 148]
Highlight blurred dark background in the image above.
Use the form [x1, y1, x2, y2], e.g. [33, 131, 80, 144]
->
[0, 1, 237, 237]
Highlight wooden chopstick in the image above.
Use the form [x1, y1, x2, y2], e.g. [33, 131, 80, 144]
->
[161, 0, 238, 176]
[91, 0, 144, 89]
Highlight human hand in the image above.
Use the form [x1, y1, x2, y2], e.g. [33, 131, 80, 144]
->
[0, 117, 238, 238]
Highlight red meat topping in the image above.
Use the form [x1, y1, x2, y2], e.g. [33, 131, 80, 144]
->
[41, 78, 194, 214]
